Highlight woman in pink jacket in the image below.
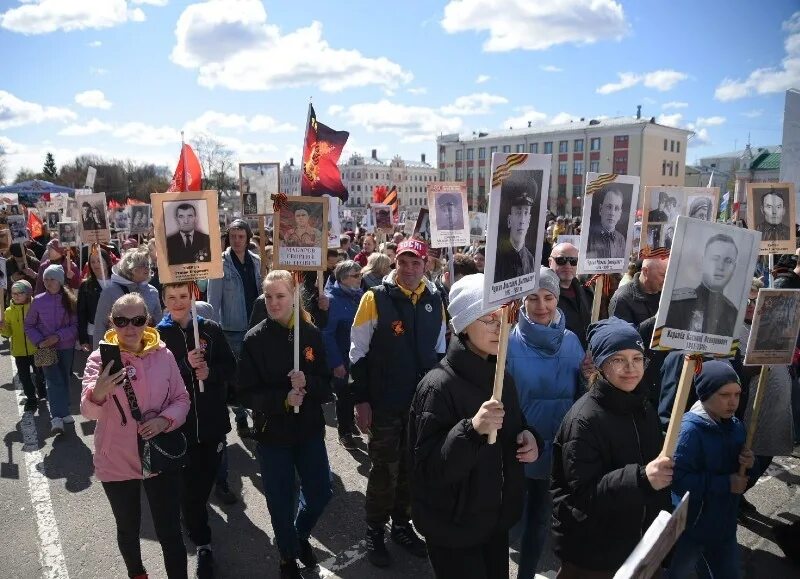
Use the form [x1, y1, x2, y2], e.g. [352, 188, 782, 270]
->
[81, 293, 190, 579]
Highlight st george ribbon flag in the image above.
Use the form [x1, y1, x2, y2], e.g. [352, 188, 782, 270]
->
[167, 142, 203, 192]
[301, 103, 349, 200]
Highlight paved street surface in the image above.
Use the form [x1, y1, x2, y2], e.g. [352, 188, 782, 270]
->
[0, 345, 798, 579]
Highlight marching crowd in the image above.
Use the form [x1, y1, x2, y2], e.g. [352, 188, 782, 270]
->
[2, 213, 800, 579]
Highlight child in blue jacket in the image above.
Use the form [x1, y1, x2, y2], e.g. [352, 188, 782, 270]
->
[669, 361, 756, 578]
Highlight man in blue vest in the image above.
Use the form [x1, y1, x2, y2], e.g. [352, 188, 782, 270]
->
[350, 238, 447, 568]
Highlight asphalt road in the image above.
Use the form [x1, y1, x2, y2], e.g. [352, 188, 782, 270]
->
[0, 344, 798, 579]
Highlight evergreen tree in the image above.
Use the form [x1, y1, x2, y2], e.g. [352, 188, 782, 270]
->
[42, 152, 57, 180]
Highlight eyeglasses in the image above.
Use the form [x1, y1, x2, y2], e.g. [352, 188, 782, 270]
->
[476, 315, 502, 329]
[112, 315, 148, 328]
[747, 298, 757, 306]
[552, 256, 578, 266]
[605, 356, 648, 371]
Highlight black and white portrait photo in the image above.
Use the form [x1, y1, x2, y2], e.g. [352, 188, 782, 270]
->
[652, 217, 761, 355]
[7, 204, 21, 216]
[747, 183, 797, 254]
[46, 211, 59, 230]
[744, 289, 800, 365]
[371, 203, 394, 233]
[129, 205, 151, 235]
[413, 208, 430, 242]
[469, 211, 487, 239]
[239, 162, 280, 215]
[641, 186, 719, 252]
[687, 196, 714, 221]
[164, 201, 212, 265]
[242, 193, 258, 217]
[428, 182, 469, 248]
[77, 192, 111, 244]
[7, 215, 27, 244]
[58, 222, 78, 246]
[113, 206, 130, 232]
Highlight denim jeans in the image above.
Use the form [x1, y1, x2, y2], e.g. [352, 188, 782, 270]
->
[256, 436, 333, 559]
[668, 535, 740, 579]
[513, 478, 552, 579]
[43, 348, 74, 419]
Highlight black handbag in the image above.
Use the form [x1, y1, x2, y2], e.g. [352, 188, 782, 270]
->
[117, 371, 187, 476]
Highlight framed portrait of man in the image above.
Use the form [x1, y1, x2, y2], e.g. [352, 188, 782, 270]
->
[239, 162, 280, 216]
[640, 186, 720, 252]
[371, 203, 394, 233]
[273, 196, 328, 271]
[7, 204, 21, 216]
[413, 208, 430, 242]
[482, 152, 550, 310]
[651, 216, 761, 355]
[129, 205, 151, 235]
[578, 173, 640, 274]
[427, 182, 469, 248]
[152, 190, 223, 283]
[744, 289, 800, 365]
[7, 214, 27, 244]
[46, 211, 60, 230]
[746, 182, 797, 255]
[76, 191, 111, 244]
[469, 211, 487, 241]
[112, 206, 130, 233]
[57, 222, 78, 247]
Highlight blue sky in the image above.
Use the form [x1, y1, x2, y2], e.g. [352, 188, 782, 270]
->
[1, 0, 798, 181]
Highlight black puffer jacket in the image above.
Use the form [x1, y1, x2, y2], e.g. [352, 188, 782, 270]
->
[552, 378, 670, 571]
[237, 317, 331, 446]
[77, 277, 103, 344]
[408, 336, 541, 549]
[558, 277, 593, 348]
[608, 273, 660, 327]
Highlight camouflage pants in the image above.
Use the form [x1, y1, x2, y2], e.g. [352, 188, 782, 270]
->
[365, 409, 411, 527]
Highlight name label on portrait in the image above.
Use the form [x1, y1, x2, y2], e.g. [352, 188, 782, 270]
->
[491, 272, 536, 298]
[279, 246, 322, 268]
[660, 328, 731, 354]
[584, 257, 625, 271]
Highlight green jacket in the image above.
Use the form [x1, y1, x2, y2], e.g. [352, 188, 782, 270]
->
[1, 302, 37, 357]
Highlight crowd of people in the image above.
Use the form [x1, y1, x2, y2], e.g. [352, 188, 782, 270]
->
[1, 208, 799, 579]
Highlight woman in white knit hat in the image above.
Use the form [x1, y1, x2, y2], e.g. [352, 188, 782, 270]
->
[408, 273, 542, 579]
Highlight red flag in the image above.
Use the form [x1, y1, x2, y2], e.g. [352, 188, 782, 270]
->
[301, 103, 349, 200]
[108, 198, 122, 209]
[167, 143, 203, 192]
[27, 210, 43, 238]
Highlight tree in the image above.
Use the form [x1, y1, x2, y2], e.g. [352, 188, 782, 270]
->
[15, 168, 40, 183]
[191, 134, 236, 193]
[42, 152, 57, 180]
[0, 145, 6, 186]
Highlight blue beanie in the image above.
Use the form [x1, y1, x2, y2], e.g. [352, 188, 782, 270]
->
[587, 317, 645, 369]
[694, 360, 740, 401]
[43, 264, 65, 285]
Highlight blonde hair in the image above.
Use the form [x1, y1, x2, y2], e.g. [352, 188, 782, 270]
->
[362, 252, 391, 278]
[117, 247, 151, 280]
[262, 270, 312, 324]
[110, 293, 150, 323]
[751, 277, 764, 290]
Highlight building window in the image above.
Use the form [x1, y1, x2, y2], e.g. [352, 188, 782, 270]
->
[357, 172, 361, 179]
[558, 184, 567, 195]
[559, 140, 568, 153]
[668, 162, 673, 177]
[466, 148, 474, 160]
[590, 137, 601, 151]
[529, 143, 538, 153]
[467, 168, 474, 180]
[574, 160, 584, 175]
[357, 185, 361, 191]
[664, 139, 668, 151]
[516, 144, 525, 153]
[544, 141, 553, 154]
[502, 145, 511, 153]
[478, 167, 486, 181]
[455, 150, 463, 161]
[573, 185, 582, 196]
[676, 141, 681, 153]
[490, 146, 498, 154]
[670, 140, 675, 152]
[590, 160, 599, 172]
[675, 161, 679, 176]
[455, 167, 463, 180]
[440, 170, 446, 181]
[614, 135, 628, 147]
[478, 147, 486, 160]
[662, 161, 666, 176]
[559, 162, 568, 176]
[574, 139, 584, 152]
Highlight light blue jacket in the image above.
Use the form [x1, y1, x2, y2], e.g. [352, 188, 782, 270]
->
[506, 307, 584, 479]
[206, 248, 262, 332]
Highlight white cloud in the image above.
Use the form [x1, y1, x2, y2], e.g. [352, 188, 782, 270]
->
[440, 93, 508, 116]
[0, 135, 26, 155]
[662, 101, 688, 109]
[88, 40, 102, 47]
[334, 100, 462, 144]
[114, 122, 181, 146]
[597, 69, 687, 94]
[716, 11, 800, 101]
[407, 87, 428, 95]
[171, 0, 412, 92]
[441, 0, 627, 52]
[328, 105, 344, 116]
[75, 89, 112, 109]
[90, 67, 109, 76]
[687, 127, 711, 147]
[0, 0, 160, 34]
[185, 110, 296, 135]
[741, 109, 763, 118]
[540, 65, 563, 73]
[501, 106, 549, 129]
[476, 74, 490, 84]
[549, 112, 579, 125]
[59, 118, 113, 136]
[695, 116, 726, 127]
[657, 113, 683, 127]
[657, 114, 717, 146]
[0, 90, 76, 129]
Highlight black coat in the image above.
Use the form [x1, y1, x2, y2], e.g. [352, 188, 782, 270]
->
[157, 315, 235, 445]
[558, 277, 594, 348]
[77, 277, 103, 344]
[165, 230, 211, 265]
[552, 379, 670, 571]
[408, 337, 541, 549]
[237, 317, 332, 446]
[608, 273, 661, 327]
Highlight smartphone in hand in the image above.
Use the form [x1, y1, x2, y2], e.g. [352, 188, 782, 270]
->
[99, 341, 124, 375]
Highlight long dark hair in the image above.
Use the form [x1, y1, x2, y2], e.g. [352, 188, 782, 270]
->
[84, 249, 112, 283]
[60, 285, 77, 315]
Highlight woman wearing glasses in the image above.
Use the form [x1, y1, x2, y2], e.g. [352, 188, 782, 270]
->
[409, 273, 541, 579]
[506, 267, 587, 579]
[551, 317, 673, 579]
[321, 260, 364, 449]
[81, 293, 190, 579]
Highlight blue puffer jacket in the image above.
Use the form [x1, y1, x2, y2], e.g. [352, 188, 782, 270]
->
[506, 307, 584, 479]
[321, 282, 363, 370]
[672, 400, 754, 544]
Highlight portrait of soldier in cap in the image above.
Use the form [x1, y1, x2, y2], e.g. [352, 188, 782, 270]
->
[755, 187, 790, 241]
[586, 184, 630, 259]
[434, 192, 464, 231]
[493, 173, 539, 283]
[648, 191, 671, 223]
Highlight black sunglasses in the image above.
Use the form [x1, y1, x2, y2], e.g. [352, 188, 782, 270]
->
[552, 256, 578, 266]
[112, 315, 148, 328]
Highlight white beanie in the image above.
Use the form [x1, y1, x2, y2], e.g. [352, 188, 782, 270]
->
[536, 266, 560, 299]
[448, 273, 495, 334]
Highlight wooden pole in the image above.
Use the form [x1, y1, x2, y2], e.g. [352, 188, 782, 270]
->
[191, 298, 205, 393]
[293, 282, 300, 414]
[488, 306, 512, 445]
[591, 275, 603, 323]
[95, 243, 107, 283]
[767, 253, 774, 287]
[259, 215, 267, 278]
[317, 270, 325, 297]
[448, 246, 456, 285]
[738, 366, 770, 476]
[19, 242, 28, 271]
[660, 356, 698, 458]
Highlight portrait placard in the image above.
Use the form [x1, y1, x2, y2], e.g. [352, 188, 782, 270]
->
[112, 206, 130, 233]
[45, 211, 60, 230]
[744, 289, 800, 366]
[0, 226, 9, 253]
[76, 191, 110, 244]
[273, 196, 329, 271]
[371, 203, 394, 233]
[240, 162, 280, 216]
[746, 182, 796, 255]
[578, 173, 640, 274]
[413, 208, 430, 242]
[6, 204, 21, 216]
[326, 196, 341, 249]
[7, 214, 27, 244]
[404, 219, 416, 235]
[428, 182, 469, 248]
[641, 186, 720, 252]
[651, 217, 761, 355]
[482, 152, 551, 310]
[57, 222, 78, 247]
[469, 211, 487, 241]
[152, 190, 223, 283]
[129, 205, 151, 235]
[0, 193, 19, 207]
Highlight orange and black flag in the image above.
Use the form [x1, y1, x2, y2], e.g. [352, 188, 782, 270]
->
[301, 103, 349, 200]
[384, 185, 399, 223]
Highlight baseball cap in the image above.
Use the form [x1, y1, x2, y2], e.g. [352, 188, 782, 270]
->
[397, 239, 427, 259]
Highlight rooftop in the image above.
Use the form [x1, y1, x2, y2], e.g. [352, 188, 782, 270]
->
[700, 145, 781, 161]
[750, 151, 781, 171]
